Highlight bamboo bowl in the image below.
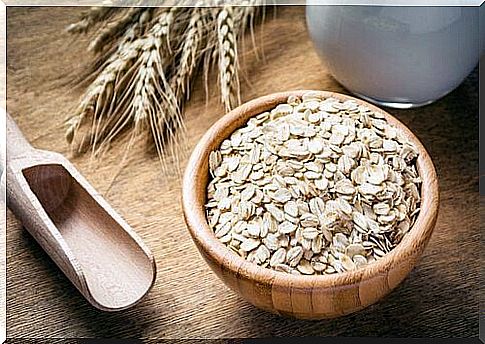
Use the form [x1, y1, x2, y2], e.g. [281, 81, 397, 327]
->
[182, 90, 439, 319]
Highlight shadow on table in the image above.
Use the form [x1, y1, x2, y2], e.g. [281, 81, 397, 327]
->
[10, 223, 479, 338]
[237, 261, 477, 337]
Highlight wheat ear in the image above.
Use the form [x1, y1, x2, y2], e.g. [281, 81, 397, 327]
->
[97, 8, 180, 169]
[88, 7, 149, 53]
[217, 5, 241, 112]
[67, 8, 151, 92]
[66, 4, 268, 173]
[166, 6, 208, 171]
[200, 8, 220, 106]
[172, 7, 204, 100]
[66, 23, 145, 154]
[134, 9, 179, 165]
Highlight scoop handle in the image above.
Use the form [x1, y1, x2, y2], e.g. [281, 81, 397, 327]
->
[6, 113, 34, 162]
[3, 113, 89, 303]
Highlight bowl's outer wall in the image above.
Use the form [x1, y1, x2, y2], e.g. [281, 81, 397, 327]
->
[183, 91, 439, 319]
[189, 216, 435, 319]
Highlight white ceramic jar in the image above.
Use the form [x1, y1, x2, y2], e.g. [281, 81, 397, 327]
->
[306, 6, 483, 108]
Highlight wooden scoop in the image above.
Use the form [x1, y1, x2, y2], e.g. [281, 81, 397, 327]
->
[4, 113, 156, 311]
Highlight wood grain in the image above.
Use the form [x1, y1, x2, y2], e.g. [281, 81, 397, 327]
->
[182, 90, 440, 319]
[6, 6, 479, 338]
[5, 114, 156, 311]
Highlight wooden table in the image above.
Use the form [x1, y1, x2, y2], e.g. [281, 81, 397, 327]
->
[6, 6, 479, 338]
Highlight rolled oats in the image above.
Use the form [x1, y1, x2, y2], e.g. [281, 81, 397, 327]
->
[206, 93, 421, 275]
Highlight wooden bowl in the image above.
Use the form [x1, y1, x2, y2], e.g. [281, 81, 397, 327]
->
[182, 90, 439, 319]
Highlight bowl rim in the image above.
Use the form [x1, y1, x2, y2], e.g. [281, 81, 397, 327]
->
[182, 90, 440, 289]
